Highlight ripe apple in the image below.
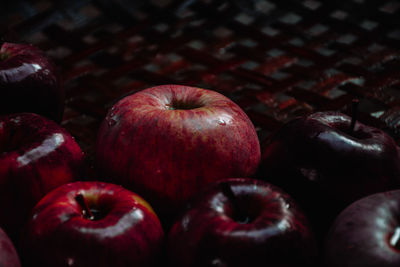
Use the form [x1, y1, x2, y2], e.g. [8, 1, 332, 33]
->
[167, 178, 317, 267]
[324, 190, 400, 267]
[95, 84, 261, 219]
[0, 42, 64, 122]
[258, 110, 400, 238]
[0, 113, 84, 240]
[0, 227, 21, 267]
[21, 181, 164, 267]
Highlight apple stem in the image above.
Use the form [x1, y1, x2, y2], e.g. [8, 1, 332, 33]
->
[220, 183, 249, 224]
[350, 98, 359, 133]
[75, 194, 94, 220]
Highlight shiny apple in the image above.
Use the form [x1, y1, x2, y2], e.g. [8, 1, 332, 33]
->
[95, 84, 261, 219]
[324, 190, 400, 267]
[0, 42, 64, 122]
[168, 178, 317, 267]
[258, 110, 400, 238]
[0, 113, 84, 239]
[21, 181, 164, 267]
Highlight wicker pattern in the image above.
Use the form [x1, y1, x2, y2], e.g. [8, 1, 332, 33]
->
[2, 0, 400, 164]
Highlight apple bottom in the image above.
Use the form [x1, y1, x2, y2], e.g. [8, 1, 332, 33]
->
[168, 178, 317, 267]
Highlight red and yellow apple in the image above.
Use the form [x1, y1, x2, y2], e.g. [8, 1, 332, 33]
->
[95, 85, 261, 218]
[21, 181, 164, 267]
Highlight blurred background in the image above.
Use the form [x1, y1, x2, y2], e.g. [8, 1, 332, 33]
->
[1, 0, 399, 164]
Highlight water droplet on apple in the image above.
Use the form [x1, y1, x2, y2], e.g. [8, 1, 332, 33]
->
[67, 257, 75, 266]
[218, 119, 226, 126]
[109, 107, 117, 117]
[211, 258, 226, 266]
[108, 119, 117, 127]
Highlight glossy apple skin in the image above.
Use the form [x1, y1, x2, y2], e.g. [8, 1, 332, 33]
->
[0, 42, 64, 122]
[0, 228, 21, 267]
[324, 190, 400, 267]
[22, 181, 164, 267]
[258, 111, 400, 238]
[0, 113, 84, 239]
[95, 85, 261, 218]
[168, 178, 317, 267]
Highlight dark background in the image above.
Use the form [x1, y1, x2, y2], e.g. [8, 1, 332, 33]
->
[1, 0, 400, 165]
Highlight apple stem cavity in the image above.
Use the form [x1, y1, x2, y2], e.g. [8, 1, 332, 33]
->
[220, 183, 250, 224]
[75, 194, 95, 220]
[166, 99, 202, 110]
[349, 98, 359, 133]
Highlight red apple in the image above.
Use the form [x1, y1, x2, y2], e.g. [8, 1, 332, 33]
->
[0, 227, 20, 267]
[258, 110, 400, 238]
[324, 190, 400, 267]
[22, 181, 164, 267]
[0, 42, 64, 122]
[0, 113, 84, 239]
[168, 178, 317, 267]
[95, 84, 261, 218]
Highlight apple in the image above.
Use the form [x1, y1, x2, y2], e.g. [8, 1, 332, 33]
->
[21, 181, 164, 267]
[0, 227, 21, 267]
[95, 84, 261, 219]
[0, 113, 84, 240]
[324, 189, 400, 267]
[258, 107, 400, 238]
[167, 178, 317, 267]
[0, 42, 64, 122]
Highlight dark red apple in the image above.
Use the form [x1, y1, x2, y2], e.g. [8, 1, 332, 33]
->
[22, 181, 164, 267]
[0, 42, 64, 122]
[95, 84, 261, 218]
[324, 190, 400, 267]
[168, 178, 317, 267]
[0, 228, 21, 267]
[258, 110, 400, 238]
[0, 113, 84, 239]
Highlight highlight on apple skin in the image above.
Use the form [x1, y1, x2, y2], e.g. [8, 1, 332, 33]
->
[95, 84, 261, 219]
[21, 181, 165, 267]
[0, 113, 84, 239]
[168, 178, 317, 267]
[0, 227, 21, 267]
[0, 42, 64, 122]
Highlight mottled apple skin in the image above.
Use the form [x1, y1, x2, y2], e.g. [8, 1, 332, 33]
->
[168, 178, 317, 267]
[95, 85, 261, 218]
[0, 42, 64, 122]
[0, 113, 84, 239]
[324, 190, 400, 267]
[259, 111, 400, 238]
[22, 181, 164, 267]
[0, 228, 21, 267]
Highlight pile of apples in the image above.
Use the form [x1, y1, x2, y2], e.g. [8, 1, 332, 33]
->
[1, 42, 400, 267]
